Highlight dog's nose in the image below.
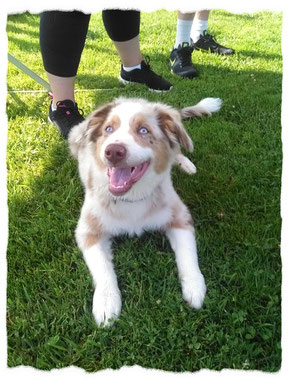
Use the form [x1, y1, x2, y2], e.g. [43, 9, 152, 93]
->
[105, 144, 127, 165]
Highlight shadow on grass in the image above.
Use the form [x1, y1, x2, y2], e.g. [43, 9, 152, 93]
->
[6, 86, 49, 119]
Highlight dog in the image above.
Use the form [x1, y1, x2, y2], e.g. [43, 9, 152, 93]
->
[68, 97, 222, 326]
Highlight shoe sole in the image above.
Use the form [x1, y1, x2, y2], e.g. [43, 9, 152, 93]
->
[119, 76, 172, 93]
[169, 61, 198, 79]
[195, 46, 235, 55]
[170, 69, 198, 79]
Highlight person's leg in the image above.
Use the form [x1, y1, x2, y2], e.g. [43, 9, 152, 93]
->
[102, 9, 172, 91]
[190, 10, 209, 43]
[169, 11, 197, 79]
[174, 11, 195, 48]
[102, 9, 142, 68]
[192, 10, 235, 55]
[45, 74, 76, 106]
[39, 11, 90, 138]
[113, 36, 142, 68]
[40, 10, 90, 106]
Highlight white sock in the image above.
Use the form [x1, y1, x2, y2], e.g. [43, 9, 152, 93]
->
[191, 19, 208, 43]
[174, 19, 193, 48]
[123, 64, 141, 72]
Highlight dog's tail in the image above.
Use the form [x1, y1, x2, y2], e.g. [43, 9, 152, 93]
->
[180, 98, 222, 119]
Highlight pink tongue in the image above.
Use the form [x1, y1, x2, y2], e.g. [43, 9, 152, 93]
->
[108, 162, 150, 196]
[110, 167, 133, 187]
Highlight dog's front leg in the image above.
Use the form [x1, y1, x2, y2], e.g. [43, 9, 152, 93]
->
[166, 226, 206, 309]
[81, 238, 122, 327]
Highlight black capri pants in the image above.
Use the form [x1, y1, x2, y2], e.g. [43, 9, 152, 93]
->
[39, 10, 140, 77]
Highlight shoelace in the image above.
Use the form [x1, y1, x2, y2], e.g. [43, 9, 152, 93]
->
[55, 101, 84, 125]
[141, 56, 165, 80]
[56, 101, 84, 116]
[142, 56, 152, 68]
[178, 46, 193, 67]
[200, 30, 221, 48]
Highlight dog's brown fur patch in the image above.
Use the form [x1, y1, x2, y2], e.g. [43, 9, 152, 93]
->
[89, 103, 115, 142]
[129, 113, 171, 174]
[157, 111, 192, 151]
[84, 213, 103, 248]
[152, 140, 171, 174]
[89, 110, 122, 171]
[167, 204, 194, 230]
[92, 136, 107, 170]
[87, 169, 93, 190]
[105, 115, 121, 132]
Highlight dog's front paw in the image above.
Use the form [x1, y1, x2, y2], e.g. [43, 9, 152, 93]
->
[176, 154, 197, 175]
[92, 286, 122, 327]
[181, 273, 206, 310]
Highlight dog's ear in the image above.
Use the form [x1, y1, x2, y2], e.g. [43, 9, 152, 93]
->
[68, 102, 114, 158]
[155, 105, 193, 152]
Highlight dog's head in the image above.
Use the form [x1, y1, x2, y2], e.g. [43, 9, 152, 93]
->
[68, 98, 193, 198]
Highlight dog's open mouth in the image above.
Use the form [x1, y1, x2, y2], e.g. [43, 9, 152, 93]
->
[107, 161, 150, 196]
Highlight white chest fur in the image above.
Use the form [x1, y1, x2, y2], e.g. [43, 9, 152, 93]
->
[85, 181, 175, 237]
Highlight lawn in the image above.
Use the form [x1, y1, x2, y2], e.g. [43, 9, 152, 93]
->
[6, 10, 282, 372]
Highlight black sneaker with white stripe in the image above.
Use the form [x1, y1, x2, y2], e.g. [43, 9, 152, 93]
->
[48, 99, 85, 139]
[194, 30, 235, 55]
[119, 58, 173, 92]
[169, 42, 198, 79]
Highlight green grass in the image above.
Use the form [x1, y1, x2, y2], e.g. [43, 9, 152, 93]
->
[6, 10, 282, 372]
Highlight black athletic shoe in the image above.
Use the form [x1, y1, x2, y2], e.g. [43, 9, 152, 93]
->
[119, 58, 173, 92]
[194, 30, 235, 55]
[169, 42, 198, 79]
[48, 99, 85, 139]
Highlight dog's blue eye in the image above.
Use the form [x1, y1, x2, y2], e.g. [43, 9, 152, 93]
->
[139, 127, 149, 135]
[105, 126, 114, 133]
